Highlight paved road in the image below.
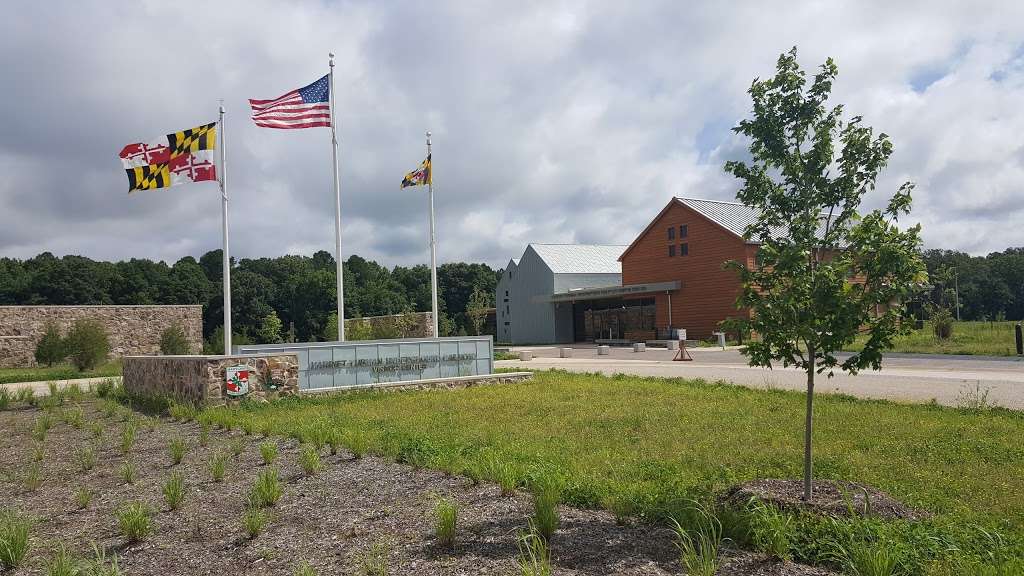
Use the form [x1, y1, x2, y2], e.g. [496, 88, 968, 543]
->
[497, 345, 1024, 410]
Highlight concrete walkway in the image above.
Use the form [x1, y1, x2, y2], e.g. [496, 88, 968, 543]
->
[0, 376, 121, 396]
[499, 346, 1024, 410]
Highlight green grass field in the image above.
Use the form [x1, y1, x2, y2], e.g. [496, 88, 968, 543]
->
[0, 361, 121, 385]
[196, 370, 1024, 574]
[846, 321, 1021, 356]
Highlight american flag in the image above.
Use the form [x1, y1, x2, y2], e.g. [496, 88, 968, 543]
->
[249, 75, 331, 129]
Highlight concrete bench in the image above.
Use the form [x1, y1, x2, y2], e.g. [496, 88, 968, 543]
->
[519, 351, 533, 361]
[597, 345, 610, 355]
[559, 347, 573, 358]
[633, 343, 646, 352]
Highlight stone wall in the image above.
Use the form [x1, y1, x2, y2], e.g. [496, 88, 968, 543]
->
[0, 305, 203, 368]
[123, 354, 299, 406]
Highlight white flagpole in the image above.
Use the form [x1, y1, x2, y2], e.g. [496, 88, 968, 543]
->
[218, 102, 232, 354]
[329, 53, 346, 341]
[427, 131, 439, 338]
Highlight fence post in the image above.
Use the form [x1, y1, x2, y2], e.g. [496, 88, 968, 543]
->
[1015, 323, 1022, 355]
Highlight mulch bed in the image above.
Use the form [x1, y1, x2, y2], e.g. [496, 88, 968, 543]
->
[722, 479, 930, 521]
[0, 399, 836, 575]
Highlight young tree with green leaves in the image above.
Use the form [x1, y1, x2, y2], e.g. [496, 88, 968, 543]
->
[34, 321, 66, 366]
[725, 48, 927, 501]
[465, 287, 492, 336]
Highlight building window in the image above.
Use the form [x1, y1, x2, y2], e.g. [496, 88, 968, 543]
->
[680, 224, 688, 238]
[667, 226, 675, 240]
[505, 290, 508, 297]
[668, 244, 676, 257]
[680, 243, 689, 256]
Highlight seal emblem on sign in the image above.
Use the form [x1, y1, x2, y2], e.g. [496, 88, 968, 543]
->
[225, 365, 250, 397]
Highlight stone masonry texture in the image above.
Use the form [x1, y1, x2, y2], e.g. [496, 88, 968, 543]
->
[123, 354, 300, 406]
[0, 305, 203, 368]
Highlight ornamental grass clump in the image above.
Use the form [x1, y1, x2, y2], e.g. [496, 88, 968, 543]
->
[199, 421, 211, 447]
[293, 560, 317, 576]
[529, 476, 561, 542]
[62, 405, 85, 429]
[209, 452, 228, 482]
[0, 509, 31, 569]
[299, 445, 322, 476]
[116, 502, 152, 542]
[168, 437, 188, 465]
[120, 461, 137, 485]
[249, 468, 283, 508]
[670, 502, 723, 576]
[242, 505, 268, 539]
[120, 423, 136, 455]
[162, 471, 186, 511]
[46, 543, 77, 576]
[516, 531, 551, 576]
[749, 500, 794, 560]
[230, 437, 246, 458]
[77, 444, 98, 472]
[0, 388, 10, 411]
[434, 497, 458, 549]
[23, 463, 43, 492]
[259, 441, 278, 465]
[74, 487, 93, 510]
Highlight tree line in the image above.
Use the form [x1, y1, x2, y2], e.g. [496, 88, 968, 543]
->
[0, 250, 499, 348]
[919, 248, 1024, 322]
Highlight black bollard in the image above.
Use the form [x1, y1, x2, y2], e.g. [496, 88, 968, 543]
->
[1016, 323, 1023, 355]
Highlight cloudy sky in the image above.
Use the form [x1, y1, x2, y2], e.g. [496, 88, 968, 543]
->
[2, 1, 1022, 269]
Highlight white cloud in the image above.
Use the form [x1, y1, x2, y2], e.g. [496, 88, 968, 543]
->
[1, 0, 1023, 268]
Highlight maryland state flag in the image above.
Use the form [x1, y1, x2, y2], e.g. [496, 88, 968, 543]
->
[119, 123, 217, 192]
[401, 154, 431, 188]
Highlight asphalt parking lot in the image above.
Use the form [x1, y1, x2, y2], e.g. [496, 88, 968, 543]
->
[497, 344, 1024, 409]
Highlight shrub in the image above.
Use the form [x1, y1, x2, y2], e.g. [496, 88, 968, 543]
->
[120, 461, 137, 485]
[74, 487, 92, 510]
[435, 497, 458, 548]
[95, 378, 116, 398]
[243, 505, 268, 539]
[120, 423, 136, 454]
[77, 444, 98, 472]
[24, 463, 43, 492]
[116, 502, 152, 542]
[162, 471, 186, 511]
[259, 441, 278, 465]
[670, 503, 722, 576]
[932, 307, 954, 340]
[169, 437, 188, 465]
[46, 543, 77, 576]
[64, 319, 110, 372]
[159, 324, 191, 355]
[516, 531, 551, 576]
[249, 468, 283, 508]
[530, 476, 561, 542]
[0, 509, 32, 569]
[209, 452, 228, 482]
[299, 445, 322, 476]
[34, 322, 66, 367]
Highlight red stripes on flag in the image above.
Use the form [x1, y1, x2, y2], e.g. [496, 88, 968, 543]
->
[249, 90, 331, 129]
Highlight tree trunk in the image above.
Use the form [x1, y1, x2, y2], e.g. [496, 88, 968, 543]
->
[803, 350, 816, 502]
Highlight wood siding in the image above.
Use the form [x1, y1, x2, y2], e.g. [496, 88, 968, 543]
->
[621, 201, 750, 339]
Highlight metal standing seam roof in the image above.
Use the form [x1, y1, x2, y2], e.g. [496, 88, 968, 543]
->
[676, 197, 831, 240]
[528, 244, 628, 274]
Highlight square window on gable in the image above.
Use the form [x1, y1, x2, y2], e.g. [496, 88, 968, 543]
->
[680, 224, 688, 238]
[668, 226, 675, 240]
[668, 244, 676, 257]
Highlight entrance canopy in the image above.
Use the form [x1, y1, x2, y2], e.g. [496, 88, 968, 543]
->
[546, 280, 679, 303]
